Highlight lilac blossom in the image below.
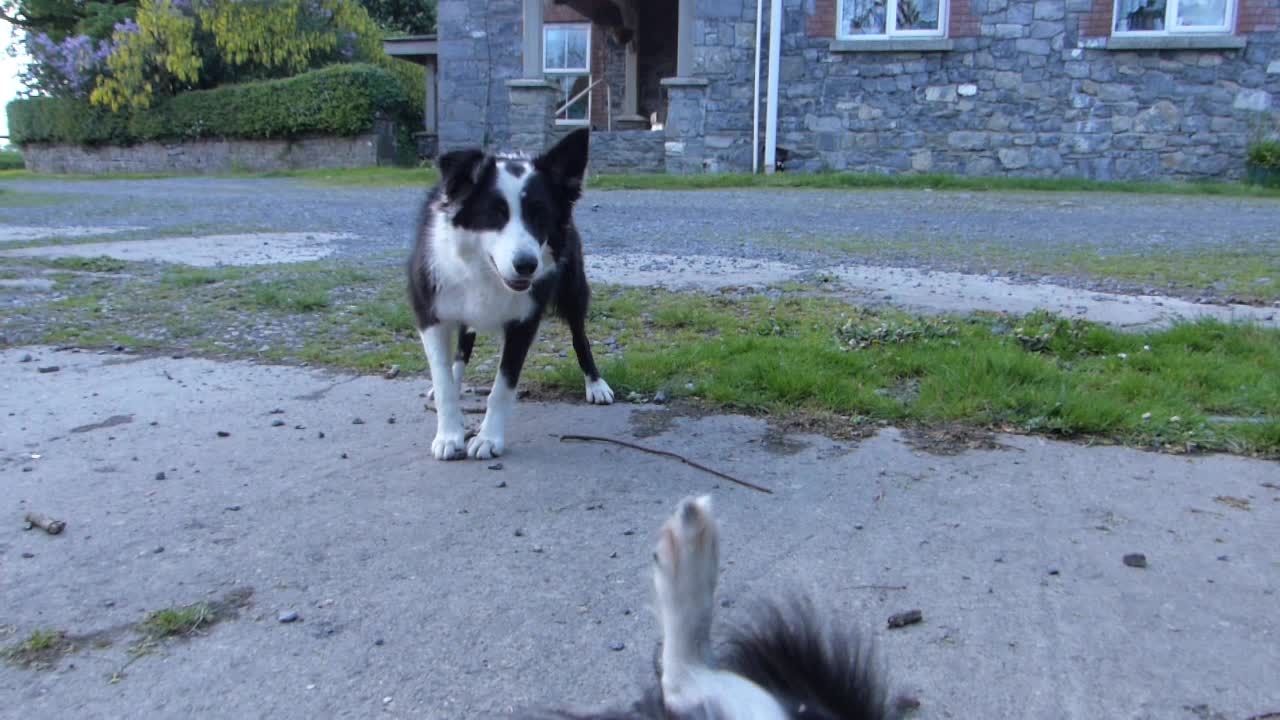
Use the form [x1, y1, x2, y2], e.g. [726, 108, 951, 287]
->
[21, 33, 116, 98]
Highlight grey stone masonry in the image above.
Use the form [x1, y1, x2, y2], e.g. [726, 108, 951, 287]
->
[438, 0, 522, 152]
[439, 0, 1280, 180]
[506, 80, 559, 153]
[22, 133, 388, 175]
[683, 0, 1280, 181]
[588, 130, 667, 174]
[663, 79, 711, 174]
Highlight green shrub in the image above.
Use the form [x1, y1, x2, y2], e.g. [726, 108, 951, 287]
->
[0, 148, 24, 170]
[1247, 140, 1280, 169]
[379, 57, 427, 131]
[6, 63, 411, 147]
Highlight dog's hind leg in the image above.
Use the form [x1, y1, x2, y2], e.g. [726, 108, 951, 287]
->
[652, 498, 787, 719]
[467, 315, 540, 460]
[421, 323, 466, 460]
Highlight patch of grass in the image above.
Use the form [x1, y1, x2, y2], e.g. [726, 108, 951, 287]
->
[44, 256, 130, 273]
[10, 259, 1277, 456]
[4, 629, 72, 669]
[140, 604, 214, 638]
[0, 149, 24, 171]
[587, 171, 1280, 197]
[260, 165, 439, 188]
[0, 187, 67, 207]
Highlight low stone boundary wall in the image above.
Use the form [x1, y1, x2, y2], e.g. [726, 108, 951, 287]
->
[587, 129, 666, 174]
[21, 132, 393, 175]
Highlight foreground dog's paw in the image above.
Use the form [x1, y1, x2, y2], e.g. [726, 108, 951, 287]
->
[431, 430, 467, 460]
[585, 377, 614, 405]
[654, 495, 719, 615]
[466, 433, 504, 460]
[425, 383, 464, 405]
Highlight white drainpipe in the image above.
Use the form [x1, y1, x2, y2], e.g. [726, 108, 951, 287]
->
[752, 0, 764, 174]
[764, 0, 782, 175]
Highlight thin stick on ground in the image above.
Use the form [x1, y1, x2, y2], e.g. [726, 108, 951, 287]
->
[557, 434, 774, 495]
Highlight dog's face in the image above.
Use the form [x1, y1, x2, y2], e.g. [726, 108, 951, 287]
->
[435, 128, 590, 293]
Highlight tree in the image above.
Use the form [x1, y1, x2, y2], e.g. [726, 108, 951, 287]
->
[359, 0, 435, 35]
[89, 0, 385, 110]
[1, 1, 137, 41]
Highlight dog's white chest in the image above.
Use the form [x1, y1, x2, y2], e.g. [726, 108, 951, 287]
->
[430, 255, 537, 332]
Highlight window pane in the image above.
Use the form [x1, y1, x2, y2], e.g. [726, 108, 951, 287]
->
[556, 74, 589, 121]
[1176, 0, 1226, 26]
[565, 28, 588, 70]
[842, 0, 887, 35]
[1114, 0, 1166, 30]
[897, 0, 940, 30]
[545, 27, 566, 69]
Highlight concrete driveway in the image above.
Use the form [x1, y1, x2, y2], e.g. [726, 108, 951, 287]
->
[3, 346, 1277, 719]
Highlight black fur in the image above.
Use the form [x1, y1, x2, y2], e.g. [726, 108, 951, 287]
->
[521, 598, 890, 720]
[406, 129, 604, 384]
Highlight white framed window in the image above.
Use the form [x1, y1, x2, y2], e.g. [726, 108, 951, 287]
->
[544, 23, 591, 126]
[837, 0, 948, 39]
[1113, 0, 1234, 33]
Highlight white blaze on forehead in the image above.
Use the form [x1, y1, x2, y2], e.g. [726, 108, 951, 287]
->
[496, 160, 534, 226]
[486, 158, 546, 281]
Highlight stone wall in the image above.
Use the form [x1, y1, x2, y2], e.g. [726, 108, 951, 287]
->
[588, 130, 667, 173]
[688, 0, 1280, 180]
[438, 0, 522, 152]
[21, 133, 391, 175]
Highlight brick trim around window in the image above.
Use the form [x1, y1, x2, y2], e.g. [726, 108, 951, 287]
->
[1079, 0, 1115, 38]
[949, 0, 979, 36]
[1238, 0, 1280, 32]
[808, 0, 836, 36]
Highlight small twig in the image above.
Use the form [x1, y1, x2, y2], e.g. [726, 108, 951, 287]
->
[558, 434, 774, 495]
[24, 512, 66, 535]
[851, 584, 907, 591]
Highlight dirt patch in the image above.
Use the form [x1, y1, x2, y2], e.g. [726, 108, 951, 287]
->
[627, 399, 716, 439]
[901, 423, 1016, 456]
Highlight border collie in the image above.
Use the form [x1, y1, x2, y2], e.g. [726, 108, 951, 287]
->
[525, 496, 891, 720]
[407, 128, 613, 461]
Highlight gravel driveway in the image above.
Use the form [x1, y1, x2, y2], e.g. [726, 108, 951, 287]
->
[3, 177, 1278, 300]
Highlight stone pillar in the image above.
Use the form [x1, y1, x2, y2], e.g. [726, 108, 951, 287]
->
[522, 0, 544, 79]
[677, 0, 695, 79]
[507, 79, 559, 151]
[660, 78, 709, 174]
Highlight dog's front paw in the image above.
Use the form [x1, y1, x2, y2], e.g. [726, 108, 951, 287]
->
[431, 430, 467, 460]
[466, 432, 504, 460]
[585, 377, 614, 405]
[654, 495, 719, 615]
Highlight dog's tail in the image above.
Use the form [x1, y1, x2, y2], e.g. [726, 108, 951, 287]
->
[718, 596, 890, 720]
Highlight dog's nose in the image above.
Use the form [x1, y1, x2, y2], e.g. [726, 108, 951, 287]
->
[513, 255, 538, 277]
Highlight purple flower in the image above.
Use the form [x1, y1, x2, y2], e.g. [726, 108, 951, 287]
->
[21, 32, 117, 98]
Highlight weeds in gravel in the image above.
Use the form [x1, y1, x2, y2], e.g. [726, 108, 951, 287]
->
[6, 262, 1279, 456]
[140, 604, 214, 639]
[4, 629, 72, 669]
[44, 256, 130, 273]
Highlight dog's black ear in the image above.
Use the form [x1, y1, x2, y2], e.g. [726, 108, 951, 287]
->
[535, 128, 590, 199]
[437, 148, 490, 203]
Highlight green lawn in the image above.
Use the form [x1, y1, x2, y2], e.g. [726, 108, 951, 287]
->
[5, 257, 1276, 457]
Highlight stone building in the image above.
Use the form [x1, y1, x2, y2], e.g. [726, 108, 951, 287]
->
[438, 0, 1280, 180]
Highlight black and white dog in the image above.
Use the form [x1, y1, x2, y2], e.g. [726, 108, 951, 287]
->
[528, 496, 891, 720]
[407, 128, 613, 461]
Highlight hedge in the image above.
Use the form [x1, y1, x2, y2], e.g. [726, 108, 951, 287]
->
[6, 63, 411, 147]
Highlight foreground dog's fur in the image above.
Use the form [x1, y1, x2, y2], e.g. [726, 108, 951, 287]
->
[526, 497, 890, 720]
[407, 128, 613, 461]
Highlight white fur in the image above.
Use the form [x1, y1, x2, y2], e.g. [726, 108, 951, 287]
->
[467, 373, 516, 459]
[585, 376, 614, 405]
[427, 212, 540, 333]
[654, 497, 788, 720]
[421, 324, 466, 460]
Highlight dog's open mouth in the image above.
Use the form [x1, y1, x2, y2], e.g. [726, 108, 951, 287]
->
[489, 256, 532, 293]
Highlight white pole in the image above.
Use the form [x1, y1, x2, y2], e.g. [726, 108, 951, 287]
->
[752, 0, 763, 174]
[764, 0, 782, 175]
